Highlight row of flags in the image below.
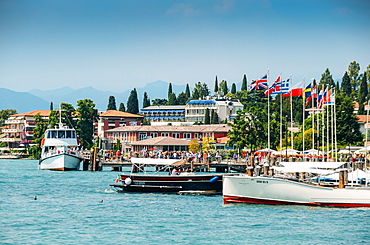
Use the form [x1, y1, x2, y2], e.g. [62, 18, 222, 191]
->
[249, 73, 335, 108]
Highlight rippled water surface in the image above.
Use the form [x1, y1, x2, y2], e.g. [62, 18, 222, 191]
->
[1, 159, 369, 244]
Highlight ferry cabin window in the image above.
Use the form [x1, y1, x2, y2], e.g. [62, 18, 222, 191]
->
[58, 131, 65, 138]
[66, 131, 72, 138]
[51, 131, 57, 138]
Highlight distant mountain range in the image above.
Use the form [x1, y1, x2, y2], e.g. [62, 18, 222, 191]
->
[0, 80, 186, 113]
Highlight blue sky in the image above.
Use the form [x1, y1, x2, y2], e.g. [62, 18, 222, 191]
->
[0, 0, 369, 92]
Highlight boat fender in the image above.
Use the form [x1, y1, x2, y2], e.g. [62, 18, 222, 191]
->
[124, 177, 132, 185]
[210, 176, 219, 183]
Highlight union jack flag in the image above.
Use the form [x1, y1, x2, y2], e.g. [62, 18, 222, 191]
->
[250, 74, 268, 91]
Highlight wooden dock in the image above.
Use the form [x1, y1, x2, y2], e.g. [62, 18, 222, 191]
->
[81, 150, 249, 173]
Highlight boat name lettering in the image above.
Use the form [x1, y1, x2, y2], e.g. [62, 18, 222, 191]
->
[256, 180, 268, 184]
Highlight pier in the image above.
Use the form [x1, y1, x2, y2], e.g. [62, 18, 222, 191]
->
[80, 148, 249, 173]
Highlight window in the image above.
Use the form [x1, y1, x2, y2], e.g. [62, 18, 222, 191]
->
[184, 133, 191, 139]
[139, 133, 147, 140]
[151, 133, 158, 138]
[172, 133, 180, 138]
[161, 133, 169, 137]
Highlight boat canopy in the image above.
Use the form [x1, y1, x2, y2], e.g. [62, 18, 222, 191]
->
[130, 157, 184, 166]
[280, 161, 345, 169]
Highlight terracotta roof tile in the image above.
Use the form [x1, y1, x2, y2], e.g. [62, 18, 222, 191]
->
[100, 110, 143, 118]
[11, 110, 51, 117]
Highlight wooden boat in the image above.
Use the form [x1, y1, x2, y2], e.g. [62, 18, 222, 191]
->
[110, 157, 226, 194]
[223, 162, 370, 207]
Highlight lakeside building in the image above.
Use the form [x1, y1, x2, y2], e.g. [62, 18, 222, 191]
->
[104, 124, 231, 152]
[1, 110, 51, 148]
[185, 98, 243, 123]
[140, 97, 244, 125]
[140, 105, 185, 122]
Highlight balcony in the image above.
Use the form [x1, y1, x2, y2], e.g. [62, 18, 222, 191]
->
[0, 138, 21, 142]
[5, 120, 24, 124]
[2, 129, 23, 133]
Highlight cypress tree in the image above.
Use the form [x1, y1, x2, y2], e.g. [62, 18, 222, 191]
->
[143, 92, 150, 108]
[358, 72, 368, 115]
[341, 71, 352, 96]
[127, 88, 139, 114]
[185, 84, 191, 99]
[50, 102, 53, 111]
[211, 110, 219, 124]
[214, 76, 219, 94]
[241, 74, 248, 91]
[119, 103, 126, 112]
[107, 96, 117, 110]
[220, 80, 228, 95]
[168, 83, 173, 98]
[204, 108, 210, 124]
[231, 83, 236, 94]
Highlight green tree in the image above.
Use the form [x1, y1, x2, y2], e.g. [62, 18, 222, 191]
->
[241, 74, 248, 91]
[348, 61, 360, 92]
[76, 99, 98, 149]
[214, 76, 219, 94]
[211, 110, 219, 124]
[152, 98, 168, 106]
[231, 83, 237, 94]
[167, 93, 177, 105]
[185, 84, 191, 99]
[143, 92, 150, 108]
[28, 113, 48, 159]
[220, 80, 228, 96]
[168, 83, 173, 98]
[336, 94, 362, 145]
[341, 71, 351, 96]
[192, 82, 209, 99]
[319, 68, 335, 88]
[127, 88, 139, 114]
[119, 103, 126, 112]
[48, 103, 76, 129]
[0, 109, 17, 126]
[358, 72, 368, 114]
[107, 96, 117, 110]
[177, 92, 188, 105]
[204, 108, 210, 124]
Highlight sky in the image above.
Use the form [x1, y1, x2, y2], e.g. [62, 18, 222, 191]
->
[0, 0, 369, 93]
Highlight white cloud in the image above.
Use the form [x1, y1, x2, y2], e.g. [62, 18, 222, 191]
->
[166, 3, 201, 16]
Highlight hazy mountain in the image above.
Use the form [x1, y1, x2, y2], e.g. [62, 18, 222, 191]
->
[24, 80, 187, 111]
[0, 88, 49, 113]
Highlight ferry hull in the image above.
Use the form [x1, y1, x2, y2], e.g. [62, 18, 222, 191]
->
[39, 153, 81, 171]
[223, 175, 370, 208]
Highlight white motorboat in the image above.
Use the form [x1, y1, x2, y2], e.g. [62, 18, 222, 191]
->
[223, 162, 370, 207]
[39, 124, 82, 171]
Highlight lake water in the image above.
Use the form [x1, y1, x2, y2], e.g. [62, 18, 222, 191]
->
[1, 159, 369, 244]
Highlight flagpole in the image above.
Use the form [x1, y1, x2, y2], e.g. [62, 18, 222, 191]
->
[331, 87, 334, 160]
[302, 77, 306, 154]
[326, 87, 330, 157]
[290, 75, 293, 150]
[279, 73, 283, 154]
[267, 69, 270, 154]
[334, 88, 338, 162]
[311, 80, 315, 161]
[317, 86, 320, 161]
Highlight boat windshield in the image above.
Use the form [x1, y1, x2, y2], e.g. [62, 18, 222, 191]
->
[47, 130, 76, 139]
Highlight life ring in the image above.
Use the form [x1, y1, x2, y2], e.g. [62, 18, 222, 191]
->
[41, 138, 45, 146]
